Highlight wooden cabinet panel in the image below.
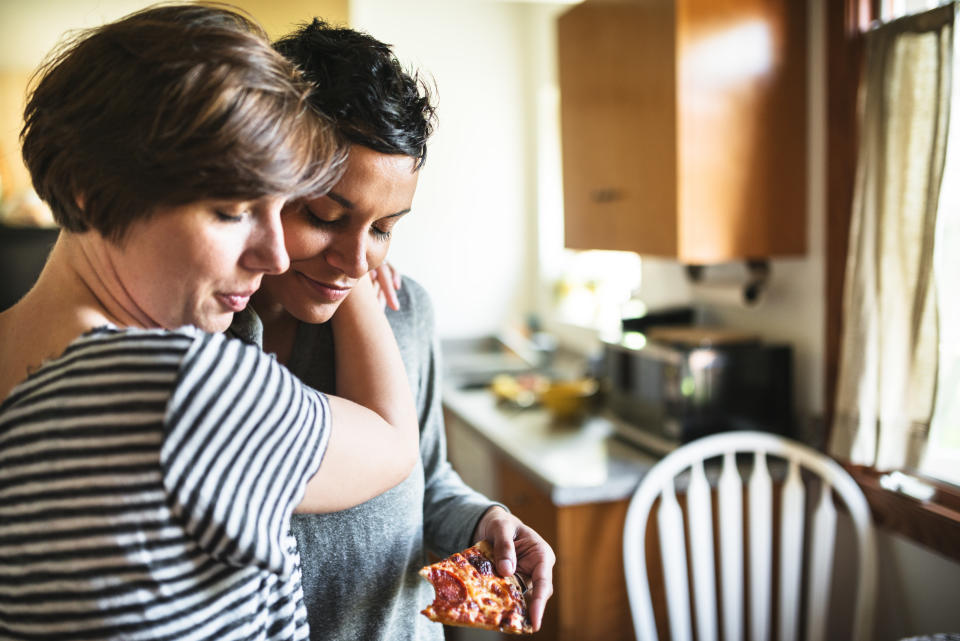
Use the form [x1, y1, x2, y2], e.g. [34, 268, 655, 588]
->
[558, 0, 807, 264]
[557, 1, 679, 257]
[554, 501, 634, 641]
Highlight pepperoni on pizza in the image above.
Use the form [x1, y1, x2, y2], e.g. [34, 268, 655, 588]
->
[419, 540, 533, 635]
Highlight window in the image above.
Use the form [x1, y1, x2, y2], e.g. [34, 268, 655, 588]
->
[923, 121, 960, 486]
[828, 0, 960, 562]
[830, 5, 953, 480]
[550, 250, 642, 334]
[881, 0, 951, 22]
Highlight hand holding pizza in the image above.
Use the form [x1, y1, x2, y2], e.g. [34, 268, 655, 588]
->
[472, 506, 556, 631]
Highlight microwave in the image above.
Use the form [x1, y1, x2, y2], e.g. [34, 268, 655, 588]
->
[601, 332, 794, 453]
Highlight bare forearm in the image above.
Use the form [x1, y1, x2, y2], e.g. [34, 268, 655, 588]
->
[296, 277, 418, 513]
[331, 277, 417, 433]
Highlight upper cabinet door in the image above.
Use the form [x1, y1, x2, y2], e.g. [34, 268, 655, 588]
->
[557, 0, 808, 264]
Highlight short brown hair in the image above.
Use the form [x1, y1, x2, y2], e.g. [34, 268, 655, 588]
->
[21, 2, 346, 241]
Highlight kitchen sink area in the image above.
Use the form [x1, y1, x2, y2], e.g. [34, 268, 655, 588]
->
[441, 334, 541, 389]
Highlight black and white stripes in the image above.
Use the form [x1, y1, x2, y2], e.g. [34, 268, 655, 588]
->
[0, 327, 329, 640]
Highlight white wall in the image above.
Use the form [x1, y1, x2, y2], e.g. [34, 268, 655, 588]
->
[350, 0, 570, 339]
[873, 534, 960, 639]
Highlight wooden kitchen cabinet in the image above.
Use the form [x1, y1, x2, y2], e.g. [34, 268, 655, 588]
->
[557, 0, 808, 264]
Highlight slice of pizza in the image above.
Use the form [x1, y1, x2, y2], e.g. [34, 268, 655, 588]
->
[419, 540, 533, 635]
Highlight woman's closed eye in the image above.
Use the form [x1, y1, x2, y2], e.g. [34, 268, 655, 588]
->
[300, 203, 396, 241]
[300, 203, 334, 227]
[215, 209, 245, 223]
[371, 214, 405, 241]
[211, 200, 258, 223]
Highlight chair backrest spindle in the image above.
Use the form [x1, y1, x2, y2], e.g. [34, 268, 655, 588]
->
[688, 460, 718, 641]
[778, 459, 806, 641]
[718, 451, 744, 641]
[658, 479, 693, 641]
[748, 452, 774, 641]
[805, 482, 838, 641]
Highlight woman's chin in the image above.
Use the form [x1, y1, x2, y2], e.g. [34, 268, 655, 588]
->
[192, 313, 234, 334]
[290, 300, 341, 325]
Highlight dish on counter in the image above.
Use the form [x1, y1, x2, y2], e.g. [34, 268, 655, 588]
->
[490, 373, 598, 421]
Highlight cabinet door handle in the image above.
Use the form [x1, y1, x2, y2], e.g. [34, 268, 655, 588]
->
[589, 188, 622, 203]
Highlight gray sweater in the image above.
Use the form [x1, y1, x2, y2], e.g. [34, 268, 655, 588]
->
[232, 278, 497, 641]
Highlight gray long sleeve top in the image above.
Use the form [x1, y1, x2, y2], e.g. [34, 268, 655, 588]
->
[232, 277, 498, 641]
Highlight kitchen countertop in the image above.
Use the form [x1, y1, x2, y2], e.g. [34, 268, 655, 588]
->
[442, 384, 660, 506]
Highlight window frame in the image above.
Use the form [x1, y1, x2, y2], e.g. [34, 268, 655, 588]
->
[845, 465, 960, 562]
[826, 0, 960, 563]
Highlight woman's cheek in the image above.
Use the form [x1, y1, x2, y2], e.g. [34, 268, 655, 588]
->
[367, 243, 391, 273]
[284, 223, 329, 261]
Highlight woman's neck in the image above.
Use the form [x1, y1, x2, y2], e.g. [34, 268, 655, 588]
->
[0, 231, 153, 400]
[56, 231, 156, 329]
[251, 290, 298, 365]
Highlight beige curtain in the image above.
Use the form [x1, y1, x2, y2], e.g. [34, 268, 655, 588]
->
[831, 5, 955, 470]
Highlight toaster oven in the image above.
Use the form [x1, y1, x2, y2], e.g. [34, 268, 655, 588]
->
[602, 330, 794, 452]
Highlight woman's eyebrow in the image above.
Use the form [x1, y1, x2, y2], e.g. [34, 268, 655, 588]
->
[326, 191, 354, 209]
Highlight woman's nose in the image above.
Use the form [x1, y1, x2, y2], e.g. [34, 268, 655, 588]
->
[245, 198, 290, 275]
[327, 232, 369, 279]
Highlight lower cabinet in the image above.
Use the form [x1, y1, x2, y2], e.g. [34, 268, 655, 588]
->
[444, 410, 636, 641]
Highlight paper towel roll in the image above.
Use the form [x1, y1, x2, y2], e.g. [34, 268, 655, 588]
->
[690, 279, 764, 308]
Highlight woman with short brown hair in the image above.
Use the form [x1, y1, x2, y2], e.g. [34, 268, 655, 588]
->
[0, 5, 418, 639]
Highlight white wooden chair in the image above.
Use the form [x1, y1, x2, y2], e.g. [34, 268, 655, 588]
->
[623, 431, 876, 641]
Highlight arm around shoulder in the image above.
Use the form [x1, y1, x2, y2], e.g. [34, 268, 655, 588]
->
[296, 277, 419, 513]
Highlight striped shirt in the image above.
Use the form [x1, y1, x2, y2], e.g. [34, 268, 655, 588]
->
[0, 327, 330, 640]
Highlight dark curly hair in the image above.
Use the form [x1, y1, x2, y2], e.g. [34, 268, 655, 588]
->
[273, 19, 436, 168]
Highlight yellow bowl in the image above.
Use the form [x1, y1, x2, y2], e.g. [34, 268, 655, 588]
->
[539, 378, 598, 421]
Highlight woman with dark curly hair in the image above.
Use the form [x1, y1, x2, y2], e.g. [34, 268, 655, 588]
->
[0, 6, 418, 640]
[230, 19, 555, 640]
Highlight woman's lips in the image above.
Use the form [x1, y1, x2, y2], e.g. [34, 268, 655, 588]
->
[296, 271, 351, 302]
[217, 292, 254, 312]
